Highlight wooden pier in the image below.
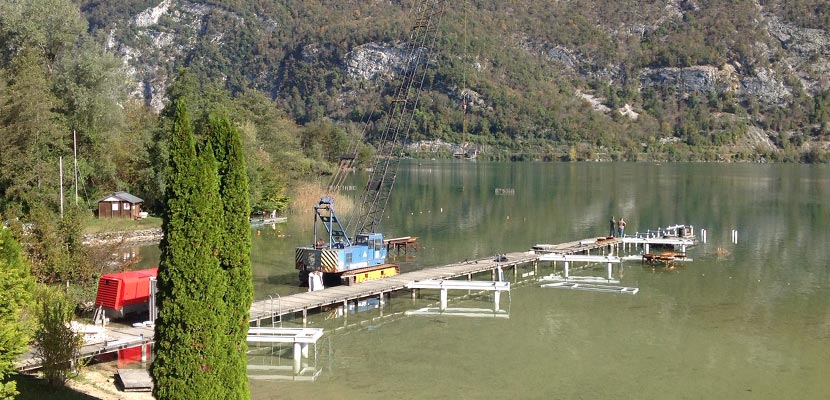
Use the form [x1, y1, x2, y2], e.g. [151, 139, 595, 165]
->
[249, 250, 539, 325]
[17, 226, 698, 372]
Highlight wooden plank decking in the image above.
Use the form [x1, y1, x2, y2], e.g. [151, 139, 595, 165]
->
[250, 250, 541, 323]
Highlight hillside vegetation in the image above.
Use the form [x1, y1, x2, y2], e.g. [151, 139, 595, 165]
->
[2, 0, 830, 217]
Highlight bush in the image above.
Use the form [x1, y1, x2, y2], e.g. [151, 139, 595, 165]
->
[34, 288, 83, 388]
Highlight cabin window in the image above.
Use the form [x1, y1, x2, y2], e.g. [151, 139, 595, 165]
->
[346, 253, 353, 264]
[111, 202, 119, 211]
[124, 203, 131, 210]
[373, 240, 381, 251]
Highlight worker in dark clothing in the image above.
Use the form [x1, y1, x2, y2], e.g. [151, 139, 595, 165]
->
[609, 216, 616, 237]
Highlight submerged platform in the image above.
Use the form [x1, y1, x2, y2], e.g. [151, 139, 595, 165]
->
[541, 282, 639, 295]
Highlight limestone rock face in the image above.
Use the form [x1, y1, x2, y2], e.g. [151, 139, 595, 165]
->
[344, 43, 410, 82]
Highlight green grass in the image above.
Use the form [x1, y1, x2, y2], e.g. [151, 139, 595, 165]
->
[83, 216, 162, 234]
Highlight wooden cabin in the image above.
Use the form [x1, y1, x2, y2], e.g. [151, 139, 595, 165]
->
[97, 191, 143, 219]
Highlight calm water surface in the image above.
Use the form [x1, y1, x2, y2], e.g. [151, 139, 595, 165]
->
[141, 161, 830, 399]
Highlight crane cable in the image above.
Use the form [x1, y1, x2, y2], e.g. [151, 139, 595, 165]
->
[324, 2, 426, 197]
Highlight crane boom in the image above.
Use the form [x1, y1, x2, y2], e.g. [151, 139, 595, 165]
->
[296, 0, 446, 287]
[347, 0, 447, 238]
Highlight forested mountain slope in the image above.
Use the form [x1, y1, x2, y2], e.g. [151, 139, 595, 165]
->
[89, 0, 830, 159]
[1, 0, 828, 216]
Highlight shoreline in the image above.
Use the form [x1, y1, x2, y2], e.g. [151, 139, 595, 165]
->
[82, 229, 163, 247]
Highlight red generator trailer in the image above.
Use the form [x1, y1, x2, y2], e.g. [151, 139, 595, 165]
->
[94, 267, 158, 319]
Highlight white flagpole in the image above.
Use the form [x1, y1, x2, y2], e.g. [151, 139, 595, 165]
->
[73, 130, 78, 205]
[59, 156, 64, 219]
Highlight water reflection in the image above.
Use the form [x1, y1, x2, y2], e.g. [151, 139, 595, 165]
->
[133, 162, 830, 399]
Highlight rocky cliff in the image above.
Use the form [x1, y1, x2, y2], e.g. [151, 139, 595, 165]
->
[92, 0, 829, 160]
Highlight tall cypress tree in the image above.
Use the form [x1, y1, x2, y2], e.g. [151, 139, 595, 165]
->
[207, 114, 253, 399]
[152, 100, 228, 400]
[0, 228, 35, 398]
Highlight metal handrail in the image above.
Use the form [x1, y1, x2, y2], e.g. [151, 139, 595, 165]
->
[268, 294, 282, 327]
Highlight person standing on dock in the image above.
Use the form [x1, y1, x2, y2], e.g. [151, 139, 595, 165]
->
[609, 216, 616, 237]
[618, 217, 626, 237]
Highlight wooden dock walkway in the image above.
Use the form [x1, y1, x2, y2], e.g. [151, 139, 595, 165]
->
[18, 227, 697, 371]
[249, 250, 541, 324]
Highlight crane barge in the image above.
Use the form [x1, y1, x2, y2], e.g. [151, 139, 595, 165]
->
[295, 0, 446, 287]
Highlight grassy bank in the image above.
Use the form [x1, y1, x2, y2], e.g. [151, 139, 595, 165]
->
[83, 216, 162, 235]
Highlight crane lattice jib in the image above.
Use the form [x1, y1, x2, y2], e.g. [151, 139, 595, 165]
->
[348, 0, 446, 237]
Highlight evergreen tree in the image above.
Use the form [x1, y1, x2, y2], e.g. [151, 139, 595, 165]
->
[207, 115, 253, 399]
[0, 228, 36, 399]
[151, 100, 229, 400]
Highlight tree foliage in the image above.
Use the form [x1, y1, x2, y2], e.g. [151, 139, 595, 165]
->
[206, 114, 253, 399]
[151, 100, 230, 399]
[33, 287, 82, 388]
[0, 228, 36, 400]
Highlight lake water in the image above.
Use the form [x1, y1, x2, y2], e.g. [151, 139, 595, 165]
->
[140, 161, 830, 399]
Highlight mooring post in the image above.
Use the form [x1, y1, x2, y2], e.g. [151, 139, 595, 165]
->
[607, 261, 613, 281]
[293, 343, 302, 374]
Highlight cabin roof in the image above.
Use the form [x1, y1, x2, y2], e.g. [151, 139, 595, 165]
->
[97, 191, 143, 204]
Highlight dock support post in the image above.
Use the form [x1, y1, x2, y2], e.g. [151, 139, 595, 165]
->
[563, 261, 569, 279]
[607, 262, 613, 281]
[440, 289, 448, 311]
[379, 292, 384, 308]
[293, 343, 301, 374]
[494, 291, 501, 312]
[467, 273, 472, 281]
[534, 260, 538, 277]
[513, 265, 517, 282]
[141, 342, 147, 362]
[681, 244, 686, 254]
[301, 343, 309, 358]
[302, 308, 307, 326]
[497, 266, 504, 282]
[644, 243, 650, 254]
